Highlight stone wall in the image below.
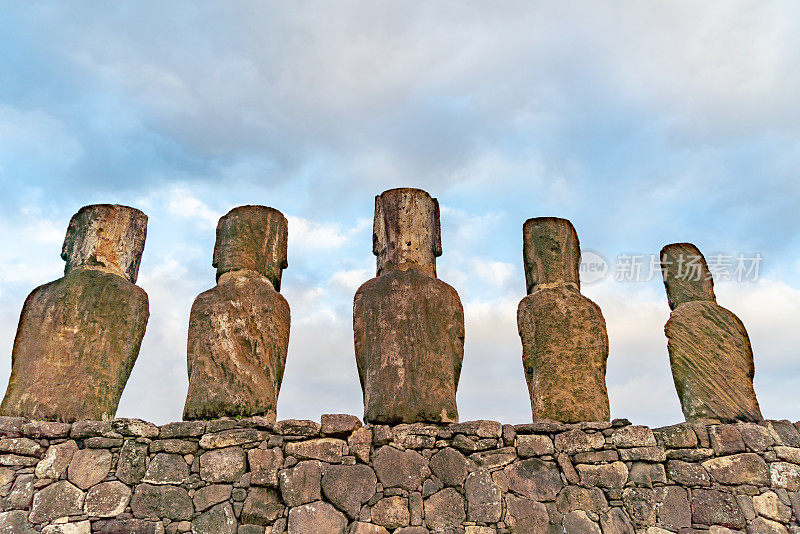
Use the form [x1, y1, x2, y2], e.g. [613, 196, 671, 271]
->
[2, 415, 800, 534]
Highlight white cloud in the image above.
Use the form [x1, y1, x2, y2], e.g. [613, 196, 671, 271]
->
[167, 189, 220, 229]
[287, 215, 371, 254]
[287, 216, 349, 250]
[329, 268, 372, 294]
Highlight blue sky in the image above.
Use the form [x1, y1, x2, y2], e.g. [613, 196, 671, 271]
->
[1, 2, 799, 426]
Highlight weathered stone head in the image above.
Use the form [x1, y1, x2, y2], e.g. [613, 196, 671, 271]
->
[373, 188, 442, 278]
[61, 204, 148, 284]
[522, 217, 580, 294]
[660, 243, 716, 310]
[213, 206, 288, 290]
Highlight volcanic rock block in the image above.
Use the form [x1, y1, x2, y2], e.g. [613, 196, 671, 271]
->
[183, 206, 290, 421]
[661, 243, 762, 423]
[517, 217, 610, 422]
[354, 188, 464, 424]
[0, 204, 149, 422]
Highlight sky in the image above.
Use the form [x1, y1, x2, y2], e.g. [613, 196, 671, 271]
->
[0, 1, 799, 427]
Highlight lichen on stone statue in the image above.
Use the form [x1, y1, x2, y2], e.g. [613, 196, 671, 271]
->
[183, 205, 290, 421]
[661, 243, 763, 423]
[0, 204, 149, 422]
[517, 217, 610, 423]
[354, 188, 464, 424]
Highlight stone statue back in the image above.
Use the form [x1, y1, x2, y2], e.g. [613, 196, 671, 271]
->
[661, 243, 762, 423]
[354, 188, 464, 424]
[517, 217, 610, 422]
[183, 206, 290, 420]
[1, 204, 149, 422]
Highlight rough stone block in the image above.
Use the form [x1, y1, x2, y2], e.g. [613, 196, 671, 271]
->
[287, 500, 346, 534]
[284, 438, 345, 463]
[199, 447, 247, 483]
[555, 429, 605, 453]
[248, 447, 283, 487]
[321, 414, 362, 437]
[701, 453, 769, 486]
[29, 480, 85, 523]
[373, 446, 426, 491]
[84, 481, 131, 517]
[279, 460, 321, 507]
[36, 440, 78, 480]
[503, 458, 562, 501]
[464, 469, 502, 523]
[193, 484, 232, 512]
[429, 448, 468, 487]
[130, 484, 193, 521]
[143, 453, 191, 485]
[67, 448, 112, 490]
[371, 496, 410, 529]
[192, 502, 237, 534]
[424, 488, 465, 531]
[320, 464, 377, 519]
[240, 487, 282, 526]
[691, 488, 745, 528]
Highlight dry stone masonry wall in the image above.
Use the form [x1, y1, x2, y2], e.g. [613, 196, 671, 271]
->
[2, 415, 800, 533]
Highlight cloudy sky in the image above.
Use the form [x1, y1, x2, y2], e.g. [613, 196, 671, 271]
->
[1, 2, 799, 426]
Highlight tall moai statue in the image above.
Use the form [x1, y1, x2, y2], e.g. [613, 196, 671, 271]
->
[661, 243, 762, 423]
[517, 217, 610, 422]
[354, 188, 464, 424]
[1, 204, 149, 422]
[183, 206, 290, 421]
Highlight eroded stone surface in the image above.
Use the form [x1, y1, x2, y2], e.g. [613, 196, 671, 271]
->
[279, 460, 321, 507]
[30, 480, 85, 523]
[287, 500, 347, 534]
[321, 464, 376, 519]
[68, 448, 112, 490]
[192, 502, 236, 534]
[130, 484, 193, 521]
[373, 446, 426, 491]
[425, 488, 466, 531]
[184, 206, 290, 420]
[354, 188, 464, 424]
[518, 217, 610, 422]
[661, 243, 762, 423]
[240, 487, 282, 526]
[199, 447, 246, 483]
[36, 440, 78, 480]
[1, 205, 149, 422]
[84, 481, 131, 517]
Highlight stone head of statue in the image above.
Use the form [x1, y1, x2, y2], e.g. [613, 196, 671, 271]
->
[660, 242, 716, 310]
[61, 204, 148, 284]
[213, 205, 288, 290]
[373, 188, 442, 277]
[522, 217, 581, 294]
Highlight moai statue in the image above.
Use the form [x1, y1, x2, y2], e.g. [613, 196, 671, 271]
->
[183, 206, 290, 421]
[661, 243, 762, 423]
[517, 217, 610, 422]
[354, 188, 464, 424]
[0, 204, 149, 422]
